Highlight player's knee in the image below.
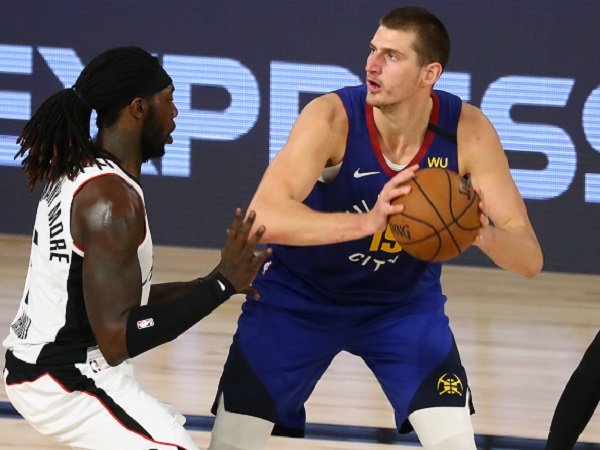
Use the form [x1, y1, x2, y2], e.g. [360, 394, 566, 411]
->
[208, 394, 274, 450]
[420, 430, 477, 450]
[409, 401, 476, 450]
[208, 437, 251, 450]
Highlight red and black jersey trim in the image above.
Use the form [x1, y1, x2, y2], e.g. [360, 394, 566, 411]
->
[365, 91, 441, 176]
[4, 350, 186, 449]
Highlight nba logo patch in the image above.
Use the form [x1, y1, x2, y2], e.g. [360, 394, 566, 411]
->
[137, 318, 155, 330]
[89, 359, 102, 373]
[262, 260, 273, 275]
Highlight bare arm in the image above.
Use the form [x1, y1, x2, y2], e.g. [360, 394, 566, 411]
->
[72, 177, 270, 365]
[72, 175, 146, 365]
[458, 103, 543, 277]
[249, 93, 415, 245]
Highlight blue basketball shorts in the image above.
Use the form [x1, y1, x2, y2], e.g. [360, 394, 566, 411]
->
[211, 292, 472, 436]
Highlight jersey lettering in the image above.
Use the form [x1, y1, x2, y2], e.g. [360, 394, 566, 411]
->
[46, 187, 69, 263]
[427, 156, 449, 168]
[369, 225, 402, 253]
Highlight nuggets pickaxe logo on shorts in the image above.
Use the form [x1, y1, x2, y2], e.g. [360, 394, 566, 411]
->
[437, 373, 464, 396]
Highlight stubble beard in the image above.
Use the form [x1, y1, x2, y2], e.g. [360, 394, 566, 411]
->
[140, 109, 166, 163]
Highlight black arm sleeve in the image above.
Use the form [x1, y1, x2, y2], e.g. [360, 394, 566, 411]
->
[125, 272, 236, 358]
[546, 329, 600, 450]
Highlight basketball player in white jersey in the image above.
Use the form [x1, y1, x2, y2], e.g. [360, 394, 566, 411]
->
[3, 46, 271, 450]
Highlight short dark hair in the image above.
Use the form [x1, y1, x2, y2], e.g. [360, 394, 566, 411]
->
[15, 46, 172, 189]
[380, 6, 450, 69]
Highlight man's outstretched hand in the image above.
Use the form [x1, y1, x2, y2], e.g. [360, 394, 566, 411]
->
[217, 208, 272, 299]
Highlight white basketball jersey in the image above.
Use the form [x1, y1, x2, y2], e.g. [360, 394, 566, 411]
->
[3, 158, 153, 365]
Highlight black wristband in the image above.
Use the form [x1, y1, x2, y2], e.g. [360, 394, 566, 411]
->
[125, 272, 236, 358]
[205, 271, 237, 302]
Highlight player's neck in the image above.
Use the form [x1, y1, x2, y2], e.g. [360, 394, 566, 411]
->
[96, 127, 143, 178]
[373, 94, 432, 165]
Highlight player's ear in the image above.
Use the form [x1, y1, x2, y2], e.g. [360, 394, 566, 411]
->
[424, 62, 442, 86]
[129, 97, 147, 119]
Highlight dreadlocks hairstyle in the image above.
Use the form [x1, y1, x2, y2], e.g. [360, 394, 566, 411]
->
[380, 6, 450, 69]
[15, 46, 172, 190]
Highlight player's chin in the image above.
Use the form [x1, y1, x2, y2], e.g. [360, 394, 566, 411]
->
[366, 93, 385, 108]
[141, 146, 166, 163]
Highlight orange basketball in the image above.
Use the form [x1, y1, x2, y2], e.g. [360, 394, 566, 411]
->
[388, 168, 480, 262]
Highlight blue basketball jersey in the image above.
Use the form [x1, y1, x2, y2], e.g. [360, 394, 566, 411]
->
[256, 84, 462, 306]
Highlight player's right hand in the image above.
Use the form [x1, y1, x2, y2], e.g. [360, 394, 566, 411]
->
[368, 164, 418, 233]
[217, 208, 272, 299]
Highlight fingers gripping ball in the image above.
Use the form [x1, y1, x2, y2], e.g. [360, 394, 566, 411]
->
[388, 168, 480, 262]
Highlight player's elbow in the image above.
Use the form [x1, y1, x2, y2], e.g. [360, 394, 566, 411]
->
[247, 197, 284, 243]
[104, 353, 127, 367]
[100, 341, 129, 366]
[523, 250, 543, 278]
[94, 329, 129, 366]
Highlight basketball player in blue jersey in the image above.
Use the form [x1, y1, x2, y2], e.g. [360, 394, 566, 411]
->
[208, 6, 543, 450]
[2, 47, 271, 449]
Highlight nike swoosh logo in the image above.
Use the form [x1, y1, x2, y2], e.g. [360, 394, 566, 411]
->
[217, 280, 226, 291]
[141, 266, 153, 287]
[354, 168, 380, 178]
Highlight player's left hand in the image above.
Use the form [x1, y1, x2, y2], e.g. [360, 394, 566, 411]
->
[218, 208, 272, 300]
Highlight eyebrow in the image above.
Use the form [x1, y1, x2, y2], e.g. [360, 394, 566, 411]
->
[373, 46, 404, 57]
[370, 42, 402, 54]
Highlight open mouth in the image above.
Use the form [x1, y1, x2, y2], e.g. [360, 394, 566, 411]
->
[367, 79, 382, 92]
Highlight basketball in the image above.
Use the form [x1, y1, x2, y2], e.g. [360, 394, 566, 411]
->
[388, 168, 480, 262]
